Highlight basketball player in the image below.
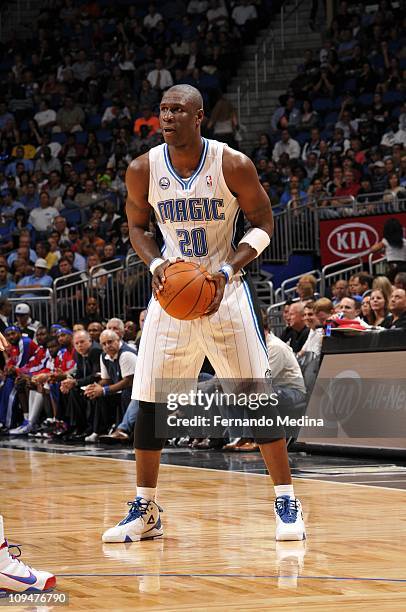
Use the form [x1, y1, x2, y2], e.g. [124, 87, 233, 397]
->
[102, 85, 306, 543]
[0, 331, 56, 595]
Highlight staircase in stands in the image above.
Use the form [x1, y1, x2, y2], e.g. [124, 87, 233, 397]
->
[227, 0, 323, 155]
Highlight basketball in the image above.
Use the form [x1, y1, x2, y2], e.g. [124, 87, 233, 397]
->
[157, 261, 216, 320]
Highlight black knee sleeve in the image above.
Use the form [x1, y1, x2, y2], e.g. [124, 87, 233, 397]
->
[134, 401, 167, 450]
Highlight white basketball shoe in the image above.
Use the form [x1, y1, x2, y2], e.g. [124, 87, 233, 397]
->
[0, 516, 56, 595]
[274, 496, 306, 541]
[102, 497, 163, 543]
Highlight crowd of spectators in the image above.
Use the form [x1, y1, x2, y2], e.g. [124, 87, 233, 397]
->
[251, 0, 406, 216]
[0, 1, 406, 450]
[0, 0, 270, 300]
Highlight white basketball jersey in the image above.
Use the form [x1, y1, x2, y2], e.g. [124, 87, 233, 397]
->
[148, 138, 239, 273]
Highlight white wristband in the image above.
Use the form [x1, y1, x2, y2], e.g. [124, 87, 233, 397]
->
[219, 263, 234, 283]
[149, 257, 165, 275]
[238, 227, 270, 256]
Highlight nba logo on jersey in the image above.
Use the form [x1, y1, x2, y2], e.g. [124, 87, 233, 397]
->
[206, 175, 212, 187]
[159, 177, 170, 189]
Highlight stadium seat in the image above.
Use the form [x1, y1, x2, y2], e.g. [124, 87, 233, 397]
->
[51, 132, 67, 144]
[75, 131, 88, 144]
[96, 129, 113, 143]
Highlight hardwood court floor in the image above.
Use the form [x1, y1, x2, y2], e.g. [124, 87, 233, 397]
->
[1, 448, 406, 611]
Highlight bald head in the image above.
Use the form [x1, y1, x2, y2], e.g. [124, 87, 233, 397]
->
[288, 301, 306, 331]
[162, 85, 203, 111]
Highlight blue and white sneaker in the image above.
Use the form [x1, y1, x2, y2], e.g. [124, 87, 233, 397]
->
[274, 496, 306, 541]
[0, 540, 56, 596]
[9, 422, 32, 436]
[102, 497, 163, 543]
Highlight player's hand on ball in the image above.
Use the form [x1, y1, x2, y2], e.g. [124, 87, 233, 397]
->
[0, 331, 9, 352]
[204, 272, 226, 316]
[152, 257, 184, 299]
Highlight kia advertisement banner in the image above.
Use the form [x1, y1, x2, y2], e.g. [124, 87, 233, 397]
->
[320, 212, 406, 265]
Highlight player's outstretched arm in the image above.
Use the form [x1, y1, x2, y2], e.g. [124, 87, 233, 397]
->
[126, 154, 174, 298]
[205, 149, 273, 316]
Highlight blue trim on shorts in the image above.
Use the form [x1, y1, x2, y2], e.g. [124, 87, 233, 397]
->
[241, 278, 268, 357]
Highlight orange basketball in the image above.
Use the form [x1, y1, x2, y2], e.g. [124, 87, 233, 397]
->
[157, 261, 216, 320]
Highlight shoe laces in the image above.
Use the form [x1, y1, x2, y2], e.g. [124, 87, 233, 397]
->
[275, 496, 299, 524]
[119, 497, 151, 526]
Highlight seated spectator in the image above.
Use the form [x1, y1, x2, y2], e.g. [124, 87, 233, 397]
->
[1, 190, 25, 222]
[281, 302, 309, 353]
[6, 327, 48, 435]
[295, 274, 319, 301]
[394, 272, 406, 291]
[83, 329, 137, 443]
[330, 279, 349, 306]
[297, 100, 319, 130]
[13, 303, 41, 338]
[334, 296, 369, 327]
[147, 58, 173, 91]
[35, 240, 58, 271]
[56, 96, 85, 133]
[207, 0, 229, 29]
[60, 330, 103, 440]
[302, 128, 322, 162]
[348, 273, 372, 298]
[5, 146, 34, 176]
[87, 321, 103, 344]
[7, 235, 37, 268]
[369, 160, 388, 193]
[133, 106, 160, 138]
[360, 295, 373, 325]
[81, 296, 103, 326]
[272, 129, 300, 162]
[16, 258, 53, 295]
[124, 321, 137, 348]
[34, 146, 61, 175]
[271, 96, 301, 133]
[207, 94, 238, 148]
[33, 100, 57, 132]
[0, 265, 16, 298]
[28, 191, 59, 235]
[369, 288, 389, 326]
[265, 326, 306, 407]
[143, 3, 163, 30]
[382, 288, 406, 330]
[9, 209, 35, 247]
[0, 298, 12, 333]
[297, 301, 323, 358]
[313, 298, 334, 326]
[20, 182, 40, 211]
[0, 325, 38, 429]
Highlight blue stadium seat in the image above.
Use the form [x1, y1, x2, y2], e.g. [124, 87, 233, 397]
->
[75, 131, 88, 144]
[325, 111, 339, 126]
[343, 78, 357, 92]
[383, 91, 404, 106]
[51, 132, 67, 144]
[96, 129, 113, 143]
[87, 114, 102, 129]
[358, 93, 374, 107]
[296, 131, 310, 146]
[312, 98, 333, 113]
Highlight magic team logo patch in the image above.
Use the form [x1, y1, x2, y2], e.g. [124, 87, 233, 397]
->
[159, 177, 170, 189]
[206, 175, 212, 187]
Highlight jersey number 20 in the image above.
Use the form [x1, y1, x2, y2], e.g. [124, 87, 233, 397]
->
[176, 228, 208, 257]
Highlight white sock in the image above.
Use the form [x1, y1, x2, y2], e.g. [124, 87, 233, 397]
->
[274, 484, 295, 499]
[0, 515, 4, 543]
[137, 487, 156, 502]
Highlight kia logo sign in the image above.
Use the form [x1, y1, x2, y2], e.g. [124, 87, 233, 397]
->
[327, 222, 379, 259]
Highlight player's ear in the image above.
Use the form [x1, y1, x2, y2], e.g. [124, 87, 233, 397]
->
[196, 108, 204, 126]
